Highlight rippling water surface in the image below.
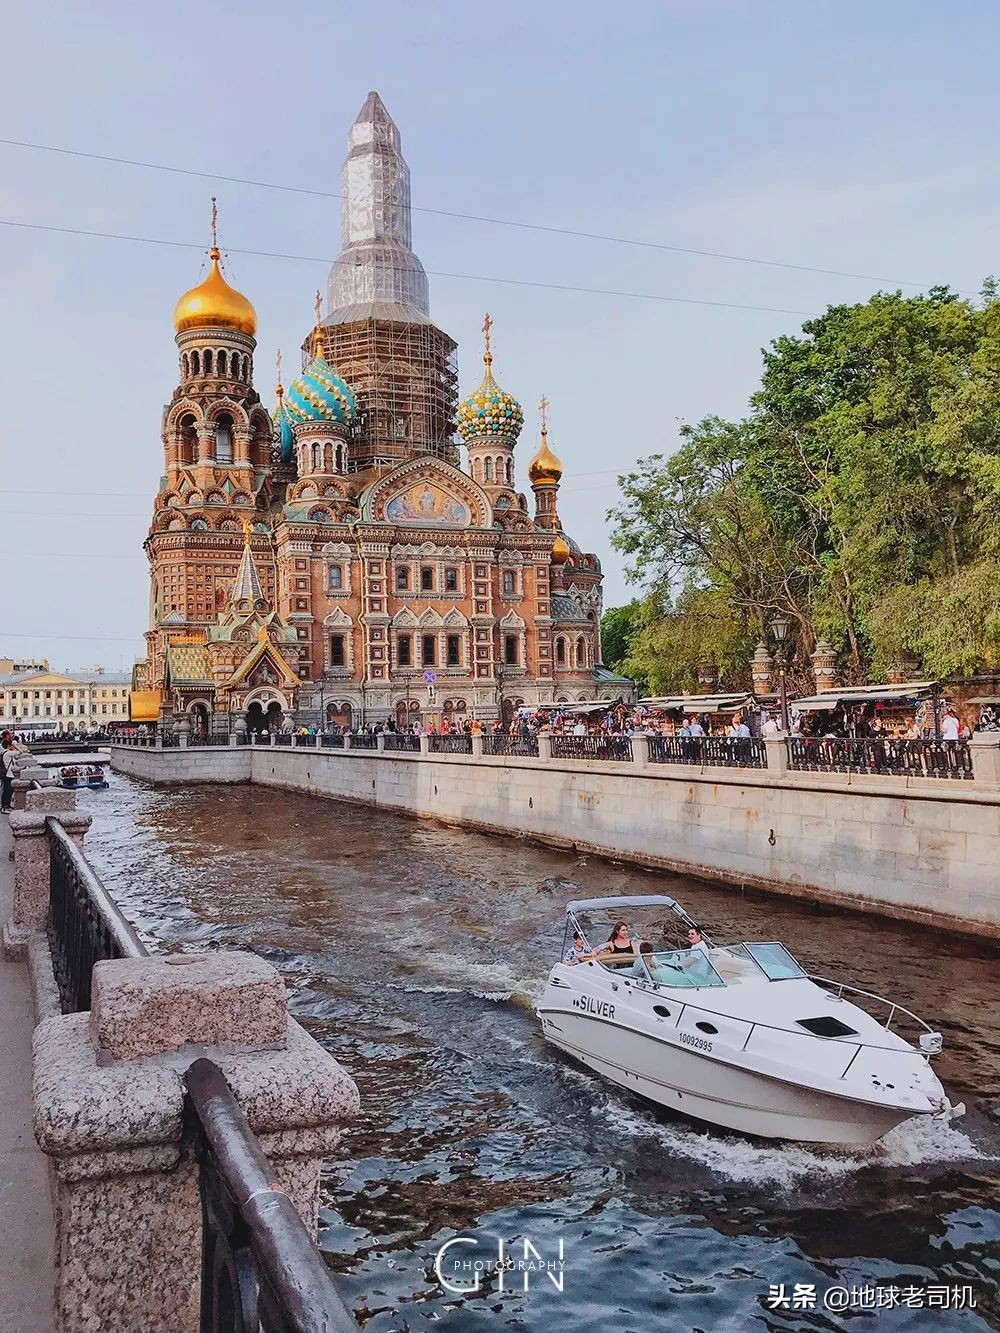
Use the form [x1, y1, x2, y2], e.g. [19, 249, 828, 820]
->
[80, 774, 1000, 1330]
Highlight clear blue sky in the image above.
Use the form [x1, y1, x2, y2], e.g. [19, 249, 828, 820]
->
[3, 0, 998, 670]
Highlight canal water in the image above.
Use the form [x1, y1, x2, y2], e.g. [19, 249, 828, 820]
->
[80, 774, 1000, 1331]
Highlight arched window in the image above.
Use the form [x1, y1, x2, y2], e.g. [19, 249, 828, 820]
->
[217, 350, 227, 377]
[556, 638, 566, 665]
[506, 458, 514, 484]
[182, 353, 190, 379]
[502, 570, 516, 596]
[215, 412, 233, 463]
[312, 441, 321, 472]
[178, 412, 198, 465]
[204, 349, 213, 375]
[484, 458, 494, 482]
[191, 350, 201, 376]
[576, 637, 586, 667]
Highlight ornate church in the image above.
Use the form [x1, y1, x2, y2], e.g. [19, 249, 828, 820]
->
[130, 92, 627, 735]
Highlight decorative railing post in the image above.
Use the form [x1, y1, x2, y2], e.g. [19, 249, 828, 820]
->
[471, 733, 484, 759]
[969, 733, 1000, 785]
[33, 951, 360, 1333]
[419, 734, 430, 756]
[2, 788, 91, 960]
[765, 734, 789, 776]
[630, 733, 650, 769]
[376, 732, 386, 752]
[537, 732, 553, 762]
[343, 732, 353, 752]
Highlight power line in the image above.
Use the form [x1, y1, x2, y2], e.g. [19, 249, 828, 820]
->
[0, 219, 817, 317]
[2, 631, 142, 642]
[0, 136, 942, 290]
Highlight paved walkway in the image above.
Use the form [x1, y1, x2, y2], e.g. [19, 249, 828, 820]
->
[0, 817, 56, 1332]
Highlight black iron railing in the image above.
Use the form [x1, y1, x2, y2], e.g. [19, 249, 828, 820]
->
[550, 734, 633, 762]
[788, 736, 973, 780]
[348, 734, 378, 750]
[320, 734, 345, 748]
[161, 732, 180, 748]
[383, 734, 421, 752]
[648, 736, 767, 769]
[184, 1058, 358, 1333]
[191, 735, 233, 747]
[47, 818, 148, 1012]
[482, 734, 540, 757]
[273, 735, 293, 747]
[427, 735, 473, 754]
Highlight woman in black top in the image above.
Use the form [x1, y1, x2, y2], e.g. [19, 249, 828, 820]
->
[602, 921, 639, 958]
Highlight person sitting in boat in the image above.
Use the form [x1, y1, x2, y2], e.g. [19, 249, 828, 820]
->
[630, 941, 655, 977]
[597, 921, 639, 962]
[563, 932, 592, 966]
[686, 926, 711, 958]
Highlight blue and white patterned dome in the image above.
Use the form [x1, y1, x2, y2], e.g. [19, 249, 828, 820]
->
[456, 365, 523, 443]
[284, 353, 357, 427]
[272, 391, 296, 463]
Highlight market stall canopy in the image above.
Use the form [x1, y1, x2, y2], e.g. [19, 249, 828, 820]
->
[791, 683, 937, 712]
[638, 693, 755, 714]
[966, 697, 1000, 705]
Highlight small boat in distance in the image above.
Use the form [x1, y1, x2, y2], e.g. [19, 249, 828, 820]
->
[536, 895, 961, 1145]
[59, 764, 109, 790]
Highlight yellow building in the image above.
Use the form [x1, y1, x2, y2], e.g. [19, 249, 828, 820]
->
[0, 667, 131, 733]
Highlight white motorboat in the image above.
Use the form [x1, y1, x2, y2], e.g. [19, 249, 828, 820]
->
[536, 895, 961, 1145]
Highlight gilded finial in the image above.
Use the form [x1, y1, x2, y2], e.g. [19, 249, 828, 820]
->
[527, 393, 563, 485]
[482, 312, 493, 371]
[242, 518, 253, 544]
[312, 289, 324, 357]
[539, 394, 550, 436]
[275, 348, 283, 397]
[210, 196, 219, 259]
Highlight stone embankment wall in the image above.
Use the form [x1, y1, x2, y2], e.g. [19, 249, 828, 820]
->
[110, 744, 1000, 940]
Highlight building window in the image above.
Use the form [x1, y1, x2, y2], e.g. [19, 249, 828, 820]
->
[330, 634, 346, 667]
[422, 634, 437, 666]
[420, 566, 434, 592]
[215, 413, 234, 463]
[576, 638, 586, 667]
[504, 635, 519, 666]
[396, 566, 410, 591]
[397, 634, 412, 667]
[445, 568, 458, 593]
[446, 635, 461, 667]
[502, 570, 516, 595]
[329, 564, 343, 590]
[556, 638, 566, 665]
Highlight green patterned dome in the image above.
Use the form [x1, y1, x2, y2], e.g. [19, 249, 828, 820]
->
[456, 321, 524, 443]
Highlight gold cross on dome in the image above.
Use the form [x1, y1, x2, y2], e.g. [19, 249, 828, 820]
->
[210, 196, 219, 249]
[275, 347, 283, 385]
[314, 289, 323, 328]
[539, 394, 550, 431]
[482, 312, 493, 362]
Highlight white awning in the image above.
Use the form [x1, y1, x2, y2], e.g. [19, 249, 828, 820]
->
[792, 682, 937, 710]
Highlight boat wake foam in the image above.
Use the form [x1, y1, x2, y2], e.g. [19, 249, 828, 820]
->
[594, 1094, 996, 1189]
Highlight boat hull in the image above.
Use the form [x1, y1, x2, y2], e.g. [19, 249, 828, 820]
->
[539, 1011, 915, 1145]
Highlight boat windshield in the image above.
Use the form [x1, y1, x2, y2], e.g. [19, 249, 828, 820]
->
[639, 948, 726, 989]
[741, 941, 806, 980]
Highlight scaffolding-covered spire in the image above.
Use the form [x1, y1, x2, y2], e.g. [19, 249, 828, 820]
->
[326, 90, 430, 321]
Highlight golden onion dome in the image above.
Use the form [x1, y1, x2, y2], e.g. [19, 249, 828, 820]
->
[528, 425, 563, 485]
[551, 533, 571, 565]
[173, 247, 257, 337]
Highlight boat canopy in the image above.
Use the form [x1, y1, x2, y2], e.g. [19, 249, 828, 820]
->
[566, 894, 680, 914]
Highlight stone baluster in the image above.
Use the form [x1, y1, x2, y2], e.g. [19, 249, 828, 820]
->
[537, 732, 553, 761]
[419, 734, 430, 756]
[764, 734, 789, 776]
[471, 733, 484, 759]
[33, 951, 359, 1333]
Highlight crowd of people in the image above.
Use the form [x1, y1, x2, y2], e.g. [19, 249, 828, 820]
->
[562, 919, 716, 983]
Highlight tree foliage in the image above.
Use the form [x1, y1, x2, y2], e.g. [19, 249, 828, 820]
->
[609, 287, 1000, 682]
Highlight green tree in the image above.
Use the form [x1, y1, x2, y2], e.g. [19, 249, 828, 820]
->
[609, 286, 1000, 682]
[600, 601, 644, 674]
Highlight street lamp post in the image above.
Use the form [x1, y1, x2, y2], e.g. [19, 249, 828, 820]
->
[770, 614, 791, 732]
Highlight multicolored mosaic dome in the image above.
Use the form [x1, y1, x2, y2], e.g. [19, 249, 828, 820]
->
[456, 367, 524, 443]
[284, 354, 357, 427]
[272, 390, 296, 463]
